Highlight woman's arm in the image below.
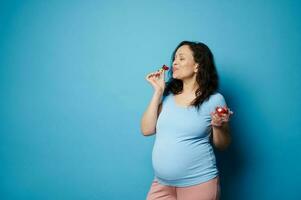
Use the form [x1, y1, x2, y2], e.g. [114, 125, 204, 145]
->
[140, 91, 163, 136]
[210, 108, 233, 150]
[212, 123, 231, 150]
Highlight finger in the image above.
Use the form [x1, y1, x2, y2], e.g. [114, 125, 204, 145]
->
[147, 72, 156, 79]
[146, 73, 152, 79]
[211, 111, 217, 117]
[146, 75, 154, 82]
[148, 77, 156, 85]
[221, 115, 228, 120]
[211, 112, 217, 121]
[216, 116, 222, 122]
[225, 112, 233, 119]
[160, 68, 165, 80]
[226, 107, 233, 115]
[148, 75, 157, 81]
[221, 117, 229, 122]
[217, 115, 224, 123]
[212, 116, 223, 124]
[149, 73, 159, 82]
[153, 71, 161, 78]
[211, 121, 219, 126]
[157, 68, 164, 75]
[150, 79, 159, 87]
[220, 113, 227, 117]
[154, 70, 161, 78]
[211, 121, 222, 127]
[212, 113, 221, 120]
[213, 116, 221, 124]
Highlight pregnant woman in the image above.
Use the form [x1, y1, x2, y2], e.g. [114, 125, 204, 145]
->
[141, 41, 233, 200]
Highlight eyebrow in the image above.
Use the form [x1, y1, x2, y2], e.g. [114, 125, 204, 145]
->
[175, 53, 185, 56]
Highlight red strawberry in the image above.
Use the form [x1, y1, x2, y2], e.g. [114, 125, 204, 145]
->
[215, 106, 229, 116]
[162, 65, 169, 70]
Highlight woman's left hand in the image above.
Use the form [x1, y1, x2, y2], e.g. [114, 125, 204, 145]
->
[211, 106, 234, 127]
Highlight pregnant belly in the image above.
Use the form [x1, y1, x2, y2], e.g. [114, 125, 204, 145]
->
[152, 138, 215, 181]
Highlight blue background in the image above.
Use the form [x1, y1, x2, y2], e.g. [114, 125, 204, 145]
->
[1, 0, 300, 199]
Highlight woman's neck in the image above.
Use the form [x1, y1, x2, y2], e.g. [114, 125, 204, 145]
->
[181, 76, 199, 95]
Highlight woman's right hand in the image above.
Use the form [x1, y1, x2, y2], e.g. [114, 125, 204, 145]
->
[145, 68, 166, 94]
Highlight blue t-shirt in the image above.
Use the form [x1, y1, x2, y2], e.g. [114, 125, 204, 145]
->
[152, 92, 227, 187]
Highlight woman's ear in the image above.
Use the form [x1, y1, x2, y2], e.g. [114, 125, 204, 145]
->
[194, 64, 199, 73]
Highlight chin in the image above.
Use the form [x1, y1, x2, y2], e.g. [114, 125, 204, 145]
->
[173, 76, 182, 81]
[173, 73, 181, 79]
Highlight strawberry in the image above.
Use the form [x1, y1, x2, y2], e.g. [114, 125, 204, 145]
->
[162, 65, 169, 70]
[215, 106, 229, 116]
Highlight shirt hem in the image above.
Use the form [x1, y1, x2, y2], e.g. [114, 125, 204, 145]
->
[154, 172, 219, 187]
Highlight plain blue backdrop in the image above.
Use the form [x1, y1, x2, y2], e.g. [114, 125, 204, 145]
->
[1, 0, 300, 199]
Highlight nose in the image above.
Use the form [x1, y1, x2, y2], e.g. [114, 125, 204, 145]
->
[173, 60, 178, 67]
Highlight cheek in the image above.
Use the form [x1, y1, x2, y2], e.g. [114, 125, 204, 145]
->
[182, 66, 194, 74]
[182, 60, 194, 70]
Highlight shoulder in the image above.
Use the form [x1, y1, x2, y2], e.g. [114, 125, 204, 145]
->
[208, 92, 226, 104]
[204, 92, 227, 112]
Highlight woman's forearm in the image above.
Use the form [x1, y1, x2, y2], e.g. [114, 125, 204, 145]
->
[212, 123, 231, 150]
[140, 91, 163, 136]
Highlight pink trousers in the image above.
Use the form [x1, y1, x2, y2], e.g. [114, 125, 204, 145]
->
[146, 177, 220, 200]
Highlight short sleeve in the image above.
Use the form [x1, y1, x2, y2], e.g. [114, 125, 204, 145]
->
[207, 93, 227, 114]
[161, 93, 171, 105]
